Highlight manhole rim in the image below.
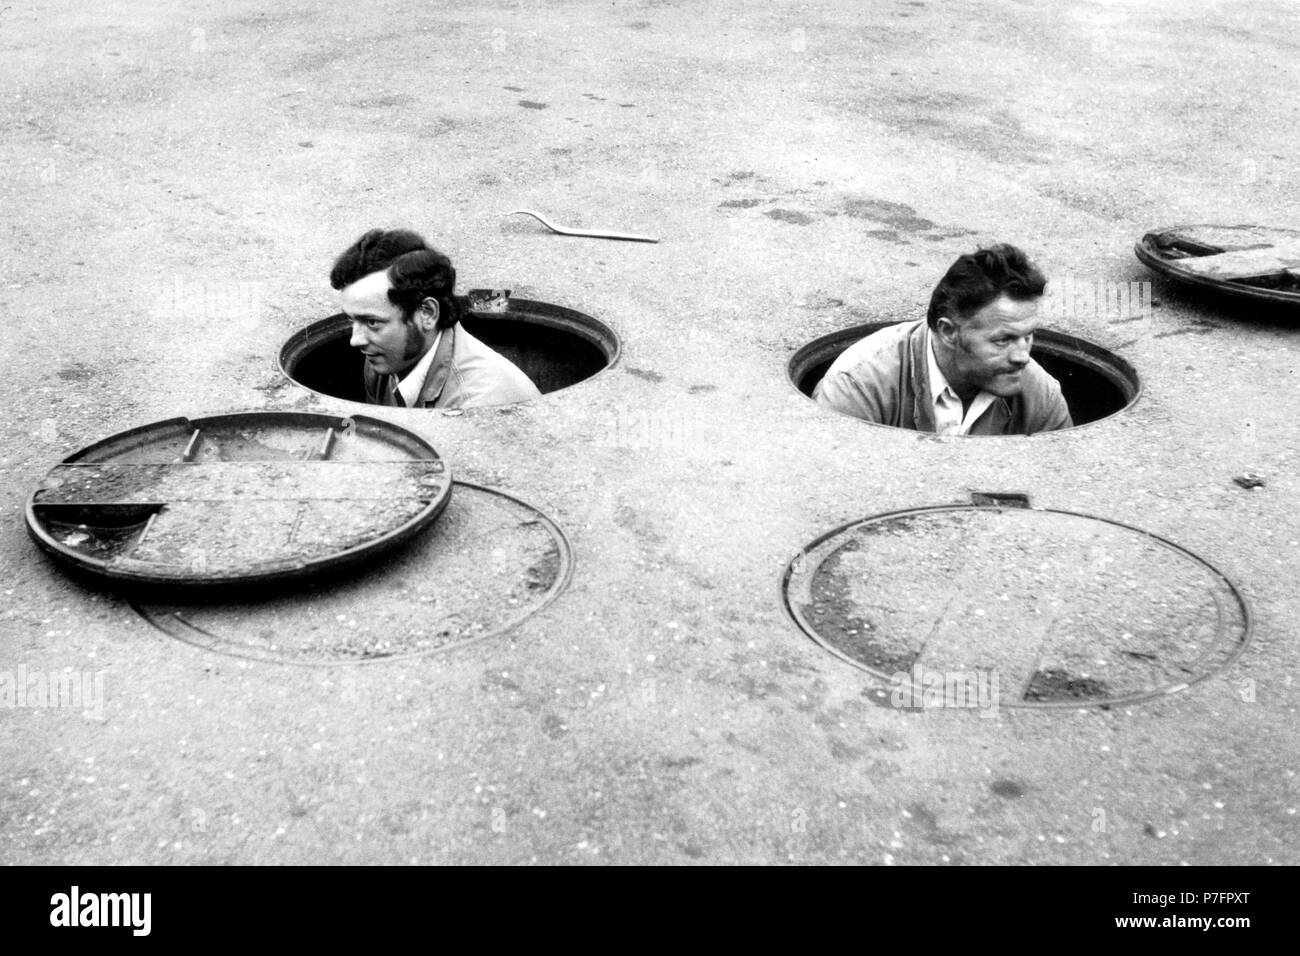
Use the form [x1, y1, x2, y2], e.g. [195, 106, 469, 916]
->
[130, 480, 576, 667]
[278, 298, 623, 408]
[786, 321, 1143, 433]
[779, 503, 1254, 709]
[1135, 224, 1300, 308]
[25, 410, 453, 589]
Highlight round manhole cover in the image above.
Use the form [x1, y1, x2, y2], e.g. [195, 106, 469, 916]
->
[1135, 224, 1300, 308]
[26, 412, 451, 588]
[130, 482, 571, 664]
[782, 506, 1252, 709]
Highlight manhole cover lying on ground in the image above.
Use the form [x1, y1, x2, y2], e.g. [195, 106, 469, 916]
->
[280, 297, 620, 404]
[788, 323, 1140, 428]
[782, 505, 1251, 709]
[26, 412, 451, 588]
[131, 482, 572, 665]
[1135, 224, 1300, 307]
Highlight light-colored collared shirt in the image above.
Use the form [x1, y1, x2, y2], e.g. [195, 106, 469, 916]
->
[926, 326, 994, 436]
[392, 330, 443, 407]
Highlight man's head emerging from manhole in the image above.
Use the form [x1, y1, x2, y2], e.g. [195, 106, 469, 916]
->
[330, 229, 541, 409]
[813, 244, 1072, 435]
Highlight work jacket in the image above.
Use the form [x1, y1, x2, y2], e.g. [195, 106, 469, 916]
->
[364, 323, 541, 409]
[812, 320, 1072, 435]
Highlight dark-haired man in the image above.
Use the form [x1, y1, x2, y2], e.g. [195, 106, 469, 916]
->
[813, 244, 1071, 435]
[330, 229, 540, 409]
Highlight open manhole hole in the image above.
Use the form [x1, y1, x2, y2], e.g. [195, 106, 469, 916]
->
[788, 322, 1140, 429]
[26, 411, 452, 589]
[1136, 224, 1300, 308]
[280, 297, 620, 404]
[781, 504, 1251, 709]
[131, 483, 572, 665]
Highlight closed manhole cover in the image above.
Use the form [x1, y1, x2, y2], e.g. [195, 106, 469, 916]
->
[782, 506, 1251, 709]
[26, 412, 451, 588]
[132, 483, 572, 664]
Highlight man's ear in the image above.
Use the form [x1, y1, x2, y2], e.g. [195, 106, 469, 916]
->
[934, 315, 961, 348]
[417, 297, 440, 331]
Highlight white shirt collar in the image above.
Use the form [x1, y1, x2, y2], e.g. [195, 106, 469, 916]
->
[394, 328, 443, 406]
[926, 325, 995, 436]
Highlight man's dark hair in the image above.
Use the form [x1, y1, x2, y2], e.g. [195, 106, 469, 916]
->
[329, 228, 462, 330]
[925, 243, 1046, 329]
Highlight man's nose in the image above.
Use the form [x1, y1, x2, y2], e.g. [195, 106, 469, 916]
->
[1009, 338, 1032, 365]
[349, 321, 367, 349]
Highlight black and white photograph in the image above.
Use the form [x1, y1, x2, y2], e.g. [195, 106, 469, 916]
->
[0, 0, 1293, 904]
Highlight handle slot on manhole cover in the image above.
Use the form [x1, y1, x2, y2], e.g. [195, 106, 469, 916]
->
[970, 492, 1031, 508]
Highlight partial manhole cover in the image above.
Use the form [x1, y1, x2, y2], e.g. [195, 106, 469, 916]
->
[789, 323, 1140, 429]
[280, 297, 620, 404]
[26, 412, 451, 588]
[782, 506, 1251, 709]
[132, 483, 572, 665]
[1136, 224, 1300, 308]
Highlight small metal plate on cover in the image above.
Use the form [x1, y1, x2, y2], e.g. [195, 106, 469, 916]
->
[1135, 224, 1300, 307]
[26, 412, 452, 587]
[131, 483, 572, 664]
[782, 506, 1252, 709]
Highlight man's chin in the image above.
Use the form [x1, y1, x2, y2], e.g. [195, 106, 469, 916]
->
[986, 374, 1025, 397]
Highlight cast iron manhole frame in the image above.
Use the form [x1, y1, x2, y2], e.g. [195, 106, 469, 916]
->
[129, 480, 575, 667]
[278, 297, 622, 406]
[786, 322, 1142, 432]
